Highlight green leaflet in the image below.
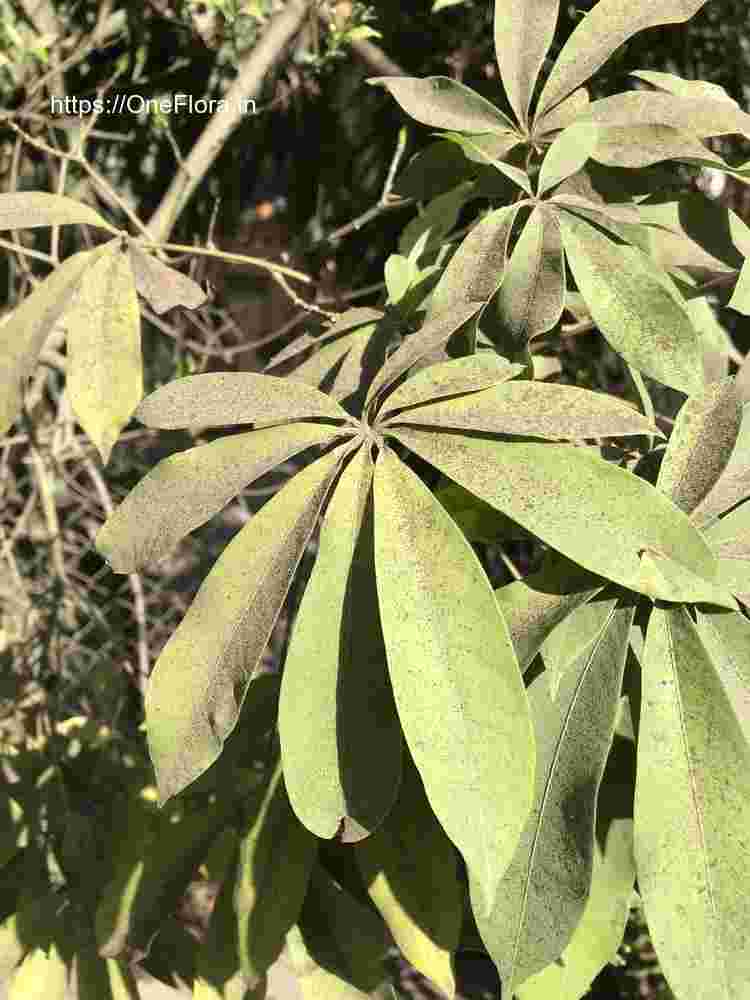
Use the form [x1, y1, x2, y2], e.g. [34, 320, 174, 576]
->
[8, 943, 68, 1000]
[267, 308, 384, 370]
[630, 70, 738, 105]
[693, 404, 750, 526]
[728, 258, 750, 317]
[146, 442, 350, 804]
[558, 210, 705, 395]
[591, 124, 721, 170]
[440, 133, 533, 194]
[397, 182, 473, 259]
[537, 123, 599, 196]
[579, 90, 750, 140]
[127, 243, 207, 314]
[474, 602, 634, 993]
[384, 378, 660, 440]
[496, 552, 605, 672]
[705, 501, 750, 604]
[380, 353, 521, 420]
[634, 606, 750, 1000]
[355, 758, 462, 997]
[534, 88, 590, 137]
[235, 759, 318, 985]
[636, 194, 750, 270]
[393, 141, 475, 201]
[64, 239, 143, 464]
[0, 191, 110, 231]
[694, 609, 750, 745]
[635, 548, 737, 611]
[0, 247, 97, 436]
[384, 254, 413, 305]
[493, 0, 559, 128]
[657, 378, 742, 515]
[281, 445, 402, 840]
[136, 371, 352, 431]
[426, 203, 523, 319]
[515, 819, 635, 1000]
[392, 426, 717, 601]
[97, 423, 343, 573]
[541, 593, 620, 698]
[535, 0, 710, 122]
[373, 448, 535, 917]
[366, 76, 516, 134]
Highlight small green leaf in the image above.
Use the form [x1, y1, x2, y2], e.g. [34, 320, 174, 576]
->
[657, 377, 742, 514]
[373, 448, 535, 916]
[392, 427, 718, 600]
[0, 191, 110, 231]
[281, 446, 402, 840]
[366, 76, 516, 133]
[146, 443, 351, 804]
[136, 372, 352, 431]
[538, 123, 599, 195]
[494, 0, 560, 128]
[535, 0, 710, 122]
[236, 760, 318, 985]
[65, 240, 143, 464]
[558, 211, 705, 395]
[355, 758, 462, 997]
[384, 254, 414, 304]
[634, 606, 750, 1000]
[128, 243, 207, 314]
[384, 380, 661, 440]
[474, 602, 634, 993]
[97, 423, 342, 573]
[0, 247, 96, 436]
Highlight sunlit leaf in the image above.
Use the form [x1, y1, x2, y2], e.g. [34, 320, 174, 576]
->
[146, 442, 351, 804]
[558, 210, 704, 395]
[128, 243, 207, 314]
[693, 404, 750, 526]
[136, 372, 352, 431]
[516, 819, 635, 1000]
[8, 943, 67, 1000]
[236, 759, 317, 985]
[634, 606, 750, 1000]
[535, 0, 710, 121]
[373, 448, 535, 916]
[630, 70, 738, 105]
[694, 609, 750, 744]
[728, 258, 750, 316]
[541, 593, 620, 697]
[657, 377, 742, 514]
[0, 247, 96, 436]
[266, 308, 384, 371]
[384, 254, 413, 305]
[384, 380, 661, 439]
[591, 124, 721, 169]
[0, 191, 110, 231]
[392, 426, 718, 600]
[538, 123, 598, 195]
[635, 547, 737, 610]
[281, 446, 402, 840]
[366, 76, 516, 133]
[97, 423, 342, 573]
[579, 90, 750, 140]
[474, 602, 633, 992]
[493, 0, 560, 127]
[534, 87, 589, 136]
[65, 240, 143, 463]
[355, 758, 462, 997]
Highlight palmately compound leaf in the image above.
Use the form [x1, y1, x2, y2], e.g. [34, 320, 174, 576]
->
[558, 210, 705, 395]
[474, 602, 634, 993]
[373, 448, 535, 917]
[426, 203, 524, 319]
[0, 191, 111, 231]
[127, 243, 207, 314]
[634, 606, 750, 1000]
[391, 426, 718, 601]
[657, 377, 742, 515]
[145, 442, 351, 805]
[516, 819, 635, 1000]
[65, 239, 143, 464]
[0, 247, 96, 436]
[355, 758, 462, 998]
[382, 379, 661, 440]
[494, 0, 560, 128]
[534, 0, 710, 122]
[235, 759, 318, 986]
[96, 423, 342, 573]
[366, 76, 517, 133]
[280, 445, 402, 841]
[136, 371, 353, 431]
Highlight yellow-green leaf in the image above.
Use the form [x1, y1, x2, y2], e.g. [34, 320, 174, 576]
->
[494, 0, 559, 128]
[694, 609, 750, 745]
[373, 448, 535, 916]
[65, 240, 143, 463]
[8, 944, 67, 1000]
[634, 606, 750, 1000]
[538, 123, 599, 196]
[0, 191, 110, 231]
[146, 443, 350, 804]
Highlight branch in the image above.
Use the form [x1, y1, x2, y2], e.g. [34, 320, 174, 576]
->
[145, 0, 311, 244]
